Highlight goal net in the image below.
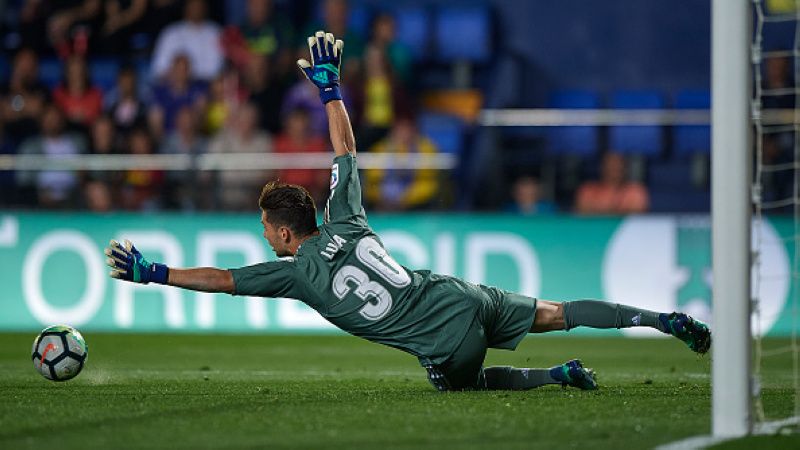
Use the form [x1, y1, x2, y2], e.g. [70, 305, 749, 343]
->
[751, 0, 800, 435]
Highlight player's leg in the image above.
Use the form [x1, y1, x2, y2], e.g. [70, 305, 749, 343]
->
[483, 359, 597, 391]
[474, 291, 597, 390]
[424, 316, 488, 391]
[530, 299, 711, 354]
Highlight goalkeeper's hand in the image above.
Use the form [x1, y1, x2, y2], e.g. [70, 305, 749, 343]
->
[297, 30, 344, 104]
[105, 239, 169, 284]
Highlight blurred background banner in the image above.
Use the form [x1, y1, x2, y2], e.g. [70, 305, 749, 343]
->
[0, 213, 793, 336]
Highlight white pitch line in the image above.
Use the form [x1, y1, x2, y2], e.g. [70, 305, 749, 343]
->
[655, 416, 800, 450]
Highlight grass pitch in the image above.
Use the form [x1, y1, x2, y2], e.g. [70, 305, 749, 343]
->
[0, 333, 796, 450]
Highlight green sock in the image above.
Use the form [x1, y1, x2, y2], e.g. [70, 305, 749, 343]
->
[482, 366, 560, 391]
[562, 300, 667, 332]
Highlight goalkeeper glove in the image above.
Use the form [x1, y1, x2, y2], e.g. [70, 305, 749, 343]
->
[105, 239, 169, 284]
[297, 30, 344, 104]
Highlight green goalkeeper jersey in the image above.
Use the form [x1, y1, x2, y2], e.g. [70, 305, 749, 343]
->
[231, 153, 483, 364]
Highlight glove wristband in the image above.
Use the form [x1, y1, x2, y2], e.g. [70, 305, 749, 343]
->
[150, 263, 169, 285]
[319, 86, 342, 104]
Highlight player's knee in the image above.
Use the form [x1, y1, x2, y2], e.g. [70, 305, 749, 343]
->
[425, 365, 452, 391]
[532, 300, 565, 332]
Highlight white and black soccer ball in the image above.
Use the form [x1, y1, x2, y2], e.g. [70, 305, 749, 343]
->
[31, 325, 88, 381]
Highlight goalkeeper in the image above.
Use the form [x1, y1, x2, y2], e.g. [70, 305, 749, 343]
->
[105, 31, 711, 392]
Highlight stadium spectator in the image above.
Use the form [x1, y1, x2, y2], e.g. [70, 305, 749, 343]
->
[300, 0, 364, 79]
[82, 179, 114, 212]
[44, 0, 101, 57]
[52, 55, 104, 132]
[0, 127, 16, 206]
[148, 54, 208, 138]
[763, 56, 794, 109]
[160, 106, 207, 157]
[507, 176, 556, 215]
[369, 12, 412, 84]
[274, 107, 329, 206]
[204, 71, 246, 135]
[89, 115, 118, 155]
[150, 0, 223, 81]
[243, 54, 287, 134]
[160, 106, 209, 210]
[0, 48, 48, 144]
[103, 65, 149, 135]
[17, 105, 88, 208]
[364, 117, 441, 211]
[86, 114, 124, 194]
[348, 45, 411, 151]
[575, 152, 649, 215]
[120, 128, 163, 210]
[208, 102, 274, 211]
[281, 71, 330, 137]
[96, 0, 148, 54]
[234, 0, 295, 79]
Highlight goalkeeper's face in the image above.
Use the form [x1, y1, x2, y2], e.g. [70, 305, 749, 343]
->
[261, 210, 293, 257]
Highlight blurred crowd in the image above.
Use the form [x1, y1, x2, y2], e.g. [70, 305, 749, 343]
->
[0, 0, 443, 213]
[0, 0, 792, 215]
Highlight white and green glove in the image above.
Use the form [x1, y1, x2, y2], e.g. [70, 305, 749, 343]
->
[297, 30, 344, 104]
[105, 239, 169, 284]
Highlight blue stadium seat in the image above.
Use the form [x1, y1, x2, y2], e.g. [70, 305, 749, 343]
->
[0, 55, 9, 82]
[434, 7, 491, 63]
[418, 112, 465, 155]
[609, 90, 664, 156]
[311, 0, 372, 39]
[225, 0, 247, 25]
[89, 59, 120, 92]
[648, 161, 694, 188]
[347, 2, 372, 39]
[38, 58, 63, 89]
[648, 161, 709, 212]
[546, 90, 600, 157]
[393, 7, 430, 61]
[673, 89, 711, 156]
[649, 190, 710, 213]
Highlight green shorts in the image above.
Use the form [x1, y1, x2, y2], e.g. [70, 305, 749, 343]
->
[424, 288, 537, 391]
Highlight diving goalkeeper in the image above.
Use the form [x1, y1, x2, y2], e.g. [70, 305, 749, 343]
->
[105, 31, 711, 392]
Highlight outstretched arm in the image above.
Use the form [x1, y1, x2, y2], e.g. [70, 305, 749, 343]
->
[105, 240, 234, 294]
[325, 100, 356, 157]
[168, 267, 234, 294]
[297, 31, 355, 157]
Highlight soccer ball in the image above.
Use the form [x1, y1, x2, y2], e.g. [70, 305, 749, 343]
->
[31, 325, 88, 381]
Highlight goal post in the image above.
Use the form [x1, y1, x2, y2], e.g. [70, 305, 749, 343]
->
[711, 0, 752, 437]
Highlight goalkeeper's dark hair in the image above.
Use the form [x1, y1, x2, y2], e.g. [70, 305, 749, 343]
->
[258, 181, 319, 237]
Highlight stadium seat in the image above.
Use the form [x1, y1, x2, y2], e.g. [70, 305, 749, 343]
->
[311, 0, 372, 38]
[673, 89, 711, 157]
[418, 111, 465, 155]
[648, 161, 709, 212]
[393, 7, 430, 61]
[434, 7, 491, 63]
[0, 55, 9, 82]
[545, 90, 601, 157]
[38, 58, 63, 89]
[609, 90, 664, 156]
[225, 0, 247, 25]
[649, 190, 710, 213]
[89, 59, 120, 92]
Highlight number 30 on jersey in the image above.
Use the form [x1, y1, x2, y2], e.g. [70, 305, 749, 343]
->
[332, 237, 410, 321]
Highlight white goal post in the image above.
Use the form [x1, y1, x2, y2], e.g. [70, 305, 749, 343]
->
[712, 0, 752, 438]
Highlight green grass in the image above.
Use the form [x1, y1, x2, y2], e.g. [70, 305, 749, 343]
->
[0, 333, 796, 450]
